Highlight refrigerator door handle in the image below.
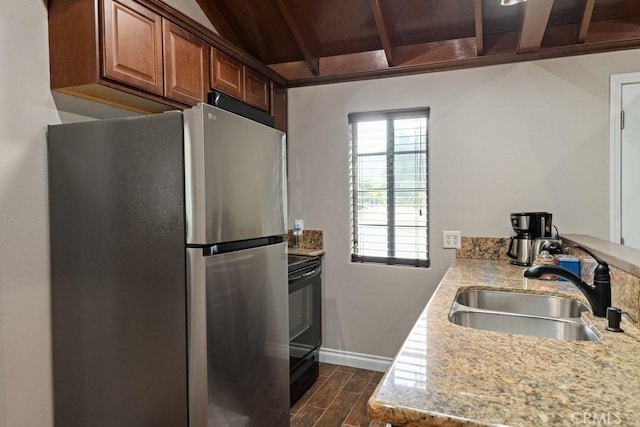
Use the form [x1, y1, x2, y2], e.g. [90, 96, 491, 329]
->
[187, 248, 208, 427]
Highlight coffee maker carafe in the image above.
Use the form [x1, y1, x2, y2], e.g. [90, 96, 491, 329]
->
[506, 212, 553, 266]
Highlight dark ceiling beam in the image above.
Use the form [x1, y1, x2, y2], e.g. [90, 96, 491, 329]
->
[194, 0, 244, 47]
[474, 0, 484, 56]
[280, 37, 640, 87]
[274, 0, 319, 76]
[517, 0, 554, 53]
[369, 0, 395, 66]
[578, 0, 596, 43]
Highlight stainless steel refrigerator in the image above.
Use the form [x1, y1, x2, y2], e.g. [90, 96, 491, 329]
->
[48, 102, 289, 426]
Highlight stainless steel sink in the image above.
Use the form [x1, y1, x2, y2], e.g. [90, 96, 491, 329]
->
[449, 288, 600, 342]
[449, 310, 600, 342]
[455, 289, 589, 318]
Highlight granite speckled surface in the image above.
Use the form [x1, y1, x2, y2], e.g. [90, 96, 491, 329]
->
[368, 258, 640, 426]
[610, 266, 640, 323]
[457, 237, 510, 261]
[287, 229, 325, 256]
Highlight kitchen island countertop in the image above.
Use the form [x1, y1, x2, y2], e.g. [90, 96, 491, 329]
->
[368, 258, 640, 426]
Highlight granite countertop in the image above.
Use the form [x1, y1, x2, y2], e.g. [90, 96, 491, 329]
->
[368, 258, 640, 426]
[288, 247, 326, 257]
[287, 229, 324, 256]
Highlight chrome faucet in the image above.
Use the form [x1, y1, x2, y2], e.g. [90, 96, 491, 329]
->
[523, 244, 611, 317]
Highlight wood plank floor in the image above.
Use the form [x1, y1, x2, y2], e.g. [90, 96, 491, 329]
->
[289, 363, 387, 427]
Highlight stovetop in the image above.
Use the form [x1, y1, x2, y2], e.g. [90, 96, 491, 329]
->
[287, 254, 320, 273]
[288, 254, 313, 265]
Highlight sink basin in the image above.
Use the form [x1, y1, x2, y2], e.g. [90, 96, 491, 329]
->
[449, 288, 599, 342]
[455, 289, 588, 318]
[449, 310, 600, 342]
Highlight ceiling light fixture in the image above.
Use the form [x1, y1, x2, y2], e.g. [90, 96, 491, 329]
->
[501, 0, 527, 5]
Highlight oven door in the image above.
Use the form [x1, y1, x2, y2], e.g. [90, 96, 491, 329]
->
[288, 263, 321, 370]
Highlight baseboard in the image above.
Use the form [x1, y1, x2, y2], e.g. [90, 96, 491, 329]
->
[319, 348, 392, 373]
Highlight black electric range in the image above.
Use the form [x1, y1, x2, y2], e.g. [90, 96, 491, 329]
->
[287, 253, 322, 406]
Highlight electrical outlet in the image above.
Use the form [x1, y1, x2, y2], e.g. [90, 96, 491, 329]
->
[442, 230, 462, 249]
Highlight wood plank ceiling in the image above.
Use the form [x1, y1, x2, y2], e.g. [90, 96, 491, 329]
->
[195, 0, 640, 86]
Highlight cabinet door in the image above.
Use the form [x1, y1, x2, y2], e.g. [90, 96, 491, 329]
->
[243, 67, 270, 111]
[211, 49, 243, 100]
[271, 83, 287, 132]
[163, 19, 209, 106]
[102, 0, 163, 95]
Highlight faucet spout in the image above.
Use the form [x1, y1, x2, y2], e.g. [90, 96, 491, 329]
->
[523, 265, 607, 317]
[523, 244, 612, 318]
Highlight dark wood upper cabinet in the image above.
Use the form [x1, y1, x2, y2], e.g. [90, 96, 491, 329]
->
[211, 49, 270, 112]
[48, 0, 286, 118]
[243, 67, 270, 112]
[163, 19, 209, 106]
[211, 49, 243, 99]
[271, 83, 287, 133]
[102, 0, 163, 95]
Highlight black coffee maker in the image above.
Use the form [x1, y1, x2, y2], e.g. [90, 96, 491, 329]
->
[506, 212, 553, 266]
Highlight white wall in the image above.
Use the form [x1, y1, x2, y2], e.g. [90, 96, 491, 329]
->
[287, 50, 640, 358]
[1, 2, 60, 426]
[0, 0, 196, 425]
[162, 0, 217, 33]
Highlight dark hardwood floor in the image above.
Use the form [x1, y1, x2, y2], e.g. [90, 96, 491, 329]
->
[290, 363, 387, 427]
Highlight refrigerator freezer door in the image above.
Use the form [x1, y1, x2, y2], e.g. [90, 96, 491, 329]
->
[187, 243, 290, 427]
[184, 103, 287, 245]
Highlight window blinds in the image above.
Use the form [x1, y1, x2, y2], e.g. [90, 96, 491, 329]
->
[349, 108, 430, 267]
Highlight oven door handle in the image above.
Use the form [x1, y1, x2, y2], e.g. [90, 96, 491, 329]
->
[289, 268, 320, 282]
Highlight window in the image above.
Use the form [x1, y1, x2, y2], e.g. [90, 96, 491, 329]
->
[349, 108, 429, 267]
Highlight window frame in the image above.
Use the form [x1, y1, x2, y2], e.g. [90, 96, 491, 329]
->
[348, 108, 430, 268]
